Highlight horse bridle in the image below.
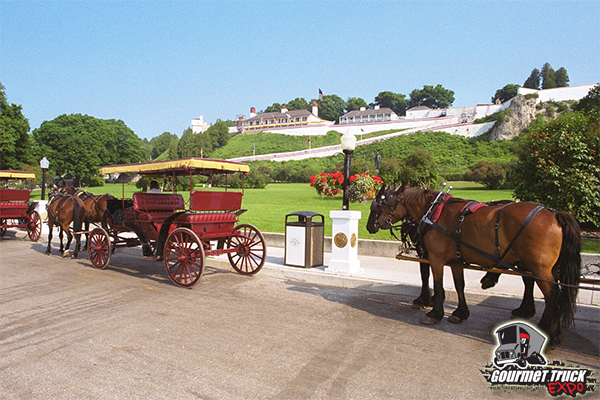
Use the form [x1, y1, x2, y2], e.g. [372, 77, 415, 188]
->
[371, 190, 404, 230]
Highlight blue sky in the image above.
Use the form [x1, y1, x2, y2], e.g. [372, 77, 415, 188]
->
[2, 0, 599, 140]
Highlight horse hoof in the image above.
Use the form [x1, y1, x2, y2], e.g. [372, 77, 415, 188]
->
[412, 298, 430, 310]
[448, 315, 464, 324]
[420, 315, 439, 325]
[62, 251, 69, 258]
[480, 276, 497, 290]
[511, 308, 535, 319]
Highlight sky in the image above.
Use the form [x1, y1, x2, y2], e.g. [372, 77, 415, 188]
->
[1, 0, 599, 141]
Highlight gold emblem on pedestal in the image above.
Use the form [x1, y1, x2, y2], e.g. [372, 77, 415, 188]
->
[334, 232, 348, 248]
[350, 233, 357, 248]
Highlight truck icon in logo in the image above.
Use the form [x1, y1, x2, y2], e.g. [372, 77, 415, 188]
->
[493, 322, 547, 369]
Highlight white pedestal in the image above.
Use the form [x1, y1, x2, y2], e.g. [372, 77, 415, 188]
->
[35, 200, 50, 235]
[326, 210, 362, 273]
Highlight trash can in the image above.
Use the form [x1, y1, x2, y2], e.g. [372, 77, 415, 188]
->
[285, 211, 324, 268]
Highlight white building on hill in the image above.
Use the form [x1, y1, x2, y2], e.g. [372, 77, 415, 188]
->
[234, 102, 335, 136]
[191, 115, 209, 133]
[339, 105, 399, 124]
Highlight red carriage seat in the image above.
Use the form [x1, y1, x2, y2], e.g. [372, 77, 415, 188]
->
[126, 193, 185, 225]
[175, 191, 242, 237]
[0, 189, 30, 218]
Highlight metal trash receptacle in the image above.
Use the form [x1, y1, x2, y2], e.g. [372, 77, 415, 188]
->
[285, 211, 324, 268]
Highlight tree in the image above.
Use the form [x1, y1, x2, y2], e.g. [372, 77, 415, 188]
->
[555, 67, 570, 87]
[206, 120, 230, 149]
[373, 91, 408, 116]
[541, 62, 557, 89]
[408, 84, 455, 109]
[491, 84, 520, 104]
[32, 114, 146, 186]
[346, 97, 368, 112]
[574, 83, 600, 113]
[0, 83, 31, 169]
[264, 103, 282, 113]
[398, 148, 439, 187]
[149, 132, 179, 159]
[523, 68, 541, 89]
[513, 111, 600, 227]
[286, 97, 310, 111]
[464, 161, 511, 189]
[314, 94, 346, 122]
[177, 128, 202, 158]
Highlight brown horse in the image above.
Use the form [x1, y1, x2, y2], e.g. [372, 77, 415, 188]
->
[79, 192, 116, 249]
[367, 184, 581, 347]
[46, 190, 85, 258]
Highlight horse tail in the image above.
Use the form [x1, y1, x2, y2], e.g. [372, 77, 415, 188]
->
[554, 210, 581, 329]
[72, 197, 84, 235]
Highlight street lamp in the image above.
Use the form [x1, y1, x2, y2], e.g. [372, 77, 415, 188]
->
[340, 130, 357, 210]
[39, 156, 49, 200]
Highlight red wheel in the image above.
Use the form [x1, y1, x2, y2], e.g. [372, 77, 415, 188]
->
[0, 219, 6, 236]
[164, 227, 205, 287]
[227, 224, 266, 275]
[27, 211, 42, 242]
[88, 227, 111, 269]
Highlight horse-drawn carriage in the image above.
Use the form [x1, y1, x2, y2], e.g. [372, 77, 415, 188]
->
[0, 170, 42, 241]
[87, 158, 266, 287]
[367, 183, 598, 347]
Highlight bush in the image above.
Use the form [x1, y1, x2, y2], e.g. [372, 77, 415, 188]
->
[465, 161, 513, 189]
[310, 171, 344, 197]
[513, 111, 600, 227]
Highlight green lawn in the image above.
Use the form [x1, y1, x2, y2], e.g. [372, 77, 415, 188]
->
[31, 181, 598, 253]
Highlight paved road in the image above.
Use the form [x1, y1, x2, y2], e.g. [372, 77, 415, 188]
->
[1, 231, 598, 399]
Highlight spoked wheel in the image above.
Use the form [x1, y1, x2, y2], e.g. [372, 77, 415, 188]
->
[164, 227, 205, 287]
[227, 224, 266, 275]
[0, 219, 6, 236]
[27, 211, 42, 242]
[88, 227, 112, 269]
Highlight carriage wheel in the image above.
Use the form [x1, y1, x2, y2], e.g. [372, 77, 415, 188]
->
[27, 211, 42, 242]
[88, 227, 112, 269]
[227, 224, 266, 275]
[164, 227, 205, 287]
[0, 219, 6, 236]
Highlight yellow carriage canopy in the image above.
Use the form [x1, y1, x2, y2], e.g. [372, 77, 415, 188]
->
[0, 170, 36, 180]
[99, 158, 250, 177]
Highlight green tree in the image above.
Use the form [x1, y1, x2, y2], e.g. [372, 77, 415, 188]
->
[373, 91, 408, 116]
[314, 94, 346, 122]
[555, 67, 570, 87]
[149, 132, 178, 159]
[398, 148, 439, 187]
[264, 103, 283, 113]
[0, 83, 31, 169]
[574, 83, 600, 113]
[513, 111, 600, 227]
[541, 62, 557, 89]
[523, 68, 541, 89]
[491, 84, 520, 104]
[32, 114, 146, 186]
[346, 97, 368, 112]
[464, 160, 511, 189]
[408, 84, 455, 109]
[207, 120, 230, 149]
[286, 97, 310, 111]
[177, 128, 202, 158]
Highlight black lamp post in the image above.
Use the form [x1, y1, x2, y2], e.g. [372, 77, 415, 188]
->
[40, 157, 49, 200]
[340, 131, 357, 210]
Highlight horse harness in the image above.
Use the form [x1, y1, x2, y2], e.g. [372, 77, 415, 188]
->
[385, 190, 546, 272]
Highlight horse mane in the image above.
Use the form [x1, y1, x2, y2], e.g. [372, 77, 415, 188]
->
[396, 185, 435, 209]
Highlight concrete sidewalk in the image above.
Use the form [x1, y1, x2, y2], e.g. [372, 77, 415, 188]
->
[210, 233, 600, 324]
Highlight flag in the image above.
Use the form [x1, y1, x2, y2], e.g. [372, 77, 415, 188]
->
[318, 88, 325, 100]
